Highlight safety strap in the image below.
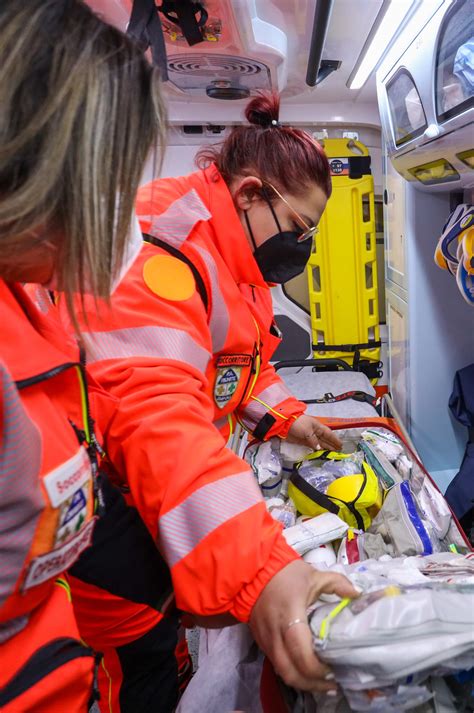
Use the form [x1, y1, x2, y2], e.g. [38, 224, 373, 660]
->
[159, 0, 207, 46]
[143, 233, 209, 312]
[127, 0, 169, 80]
[304, 390, 377, 407]
[312, 341, 381, 352]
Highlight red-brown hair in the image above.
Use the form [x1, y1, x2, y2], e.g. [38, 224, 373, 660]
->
[196, 92, 332, 198]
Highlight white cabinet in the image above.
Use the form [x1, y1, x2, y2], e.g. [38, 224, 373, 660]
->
[383, 156, 474, 490]
[385, 285, 410, 429]
[384, 151, 407, 289]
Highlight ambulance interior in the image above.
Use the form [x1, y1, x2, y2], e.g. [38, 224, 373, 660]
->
[97, 0, 474, 496]
[83, 0, 474, 710]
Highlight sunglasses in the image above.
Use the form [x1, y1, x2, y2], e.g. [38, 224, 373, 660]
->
[264, 182, 319, 243]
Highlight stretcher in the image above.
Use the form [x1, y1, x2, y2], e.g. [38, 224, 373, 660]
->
[179, 360, 473, 713]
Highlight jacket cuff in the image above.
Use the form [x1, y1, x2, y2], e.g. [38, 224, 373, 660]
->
[262, 401, 307, 440]
[229, 536, 300, 622]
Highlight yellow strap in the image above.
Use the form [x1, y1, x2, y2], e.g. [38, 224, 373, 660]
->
[55, 577, 72, 602]
[319, 597, 351, 640]
[101, 657, 114, 713]
[250, 395, 287, 421]
[227, 413, 234, 437]
[74, 366, 91, 444]
[246, 317, 261, 401]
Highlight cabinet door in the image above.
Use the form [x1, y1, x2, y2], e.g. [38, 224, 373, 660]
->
[384, 150, 407, 289]
[435, 0, 474, 125]
[386, 285, 410, 431]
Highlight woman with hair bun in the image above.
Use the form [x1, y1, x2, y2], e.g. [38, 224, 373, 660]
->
[70, 92, 357, 695]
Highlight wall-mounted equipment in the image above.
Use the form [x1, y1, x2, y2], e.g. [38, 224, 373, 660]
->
[377, 0, 474, 192]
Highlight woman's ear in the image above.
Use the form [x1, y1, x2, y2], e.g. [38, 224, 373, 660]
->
[232, 175, 263, 211]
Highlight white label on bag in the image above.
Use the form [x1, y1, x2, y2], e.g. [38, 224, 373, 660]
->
[23, 518, 96, 590]
[43, 447, 92, 508]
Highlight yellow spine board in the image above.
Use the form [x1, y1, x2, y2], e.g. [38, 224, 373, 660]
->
[307, 139, 380, 380]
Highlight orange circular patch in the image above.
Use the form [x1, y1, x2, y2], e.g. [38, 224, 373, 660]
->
[143, 254, 196, 301]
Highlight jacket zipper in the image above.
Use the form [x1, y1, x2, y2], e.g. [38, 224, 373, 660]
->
[15, 359, 105, 515]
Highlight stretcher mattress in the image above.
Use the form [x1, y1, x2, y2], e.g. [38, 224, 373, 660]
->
[278, 368, 378, 419]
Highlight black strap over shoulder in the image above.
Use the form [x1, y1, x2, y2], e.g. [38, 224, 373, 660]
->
[127, 0, 169, 80]
[159, 0, 207, 46]
[143, 233, 209, 312]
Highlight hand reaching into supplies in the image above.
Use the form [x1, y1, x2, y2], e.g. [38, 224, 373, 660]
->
[286, 414, 342, 451]
[249, 560, 358, 693]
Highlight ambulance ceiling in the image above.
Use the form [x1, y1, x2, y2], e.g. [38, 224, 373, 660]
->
[90, 0, 384, 126]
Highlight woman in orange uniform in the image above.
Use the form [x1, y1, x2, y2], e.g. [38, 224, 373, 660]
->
[0, 0, 163, 709]
[71, 92, 357, 696]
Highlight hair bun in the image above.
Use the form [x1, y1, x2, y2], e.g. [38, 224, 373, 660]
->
[245, 92, 281, 128]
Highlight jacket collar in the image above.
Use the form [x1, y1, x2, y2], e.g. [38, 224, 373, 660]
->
[0, 281, 79, 383]
[196, 165, 268, 288]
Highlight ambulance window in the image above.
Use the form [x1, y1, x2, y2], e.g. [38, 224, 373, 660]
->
[386, 69, 427, 147]
[436, 0, 474, 123]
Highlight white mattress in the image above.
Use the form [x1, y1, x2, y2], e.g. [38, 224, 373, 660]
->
[278, 368, 378, 419]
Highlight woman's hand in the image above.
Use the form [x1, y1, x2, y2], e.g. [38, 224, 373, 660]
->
[286, 414, 342, 451]
[249, 560, 358, 692]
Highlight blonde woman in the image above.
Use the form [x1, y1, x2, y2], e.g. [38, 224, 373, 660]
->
[0, 0, 164, 710]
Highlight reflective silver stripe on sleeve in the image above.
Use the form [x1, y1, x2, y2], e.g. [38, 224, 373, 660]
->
[240, 381, 293, 430]
[214, 415, 228, 431]
[0, 364, 43, 615]
[144, 190, 212, 248]
[83, 326, 211, 373]
[193, 245, 230, 353]
[159, 471, 263, 568]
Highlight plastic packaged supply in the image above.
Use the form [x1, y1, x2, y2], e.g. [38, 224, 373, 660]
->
[310, 584, 474, 691]
[245, 439, 282, 495]
[265, 496, 297, 529]
[369, 481, 442, 556]
[303, 542, 337, 568]
[361, 428, 405, 463]
[358, 440, 404, 489]
[282, 513, 348, 555]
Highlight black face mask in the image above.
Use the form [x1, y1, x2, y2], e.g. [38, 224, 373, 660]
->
[244, 194, 313, 284]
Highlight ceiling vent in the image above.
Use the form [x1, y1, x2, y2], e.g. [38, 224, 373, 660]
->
[167, 53, 271, 97]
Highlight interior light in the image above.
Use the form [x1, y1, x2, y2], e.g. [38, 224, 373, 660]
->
[457, 149, 474, 170]
[408, 159, 460, 186]
[348, 0, 416, 90]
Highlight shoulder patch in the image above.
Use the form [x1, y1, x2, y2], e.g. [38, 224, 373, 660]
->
[143, 255, 196, 302]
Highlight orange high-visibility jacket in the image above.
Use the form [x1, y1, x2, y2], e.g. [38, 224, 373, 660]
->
[0, 281, 96, 711]
[73, 165, 304, 621]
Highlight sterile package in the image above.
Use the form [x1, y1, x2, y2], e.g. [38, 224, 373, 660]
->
[417, 478, 453, 540]
[266, 496, 297, 529]
[309, 584, 474, 695]
[360, 428, 406, 463]
[282, 513, 348, 555]
[303, 542, 337, 568]
[358, 440, 403, 489]
[245, 438, 283, 495]
[368, 481, 442, 556]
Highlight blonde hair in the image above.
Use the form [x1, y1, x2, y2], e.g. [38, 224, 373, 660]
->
[0, 0, 165, 322]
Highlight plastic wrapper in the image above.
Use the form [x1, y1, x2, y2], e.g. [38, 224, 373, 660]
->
[282, 513, 348, 555]
[303, 542, 336, 568]
[360, 428, 405, 464]
[341, 683, 433, 712]
[245, 439, 283, 496]
[310, 583, 474, 692]
[297, 451, 364, 493]
[369, 481, 442, 556]
[266, 496, 297, 529]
